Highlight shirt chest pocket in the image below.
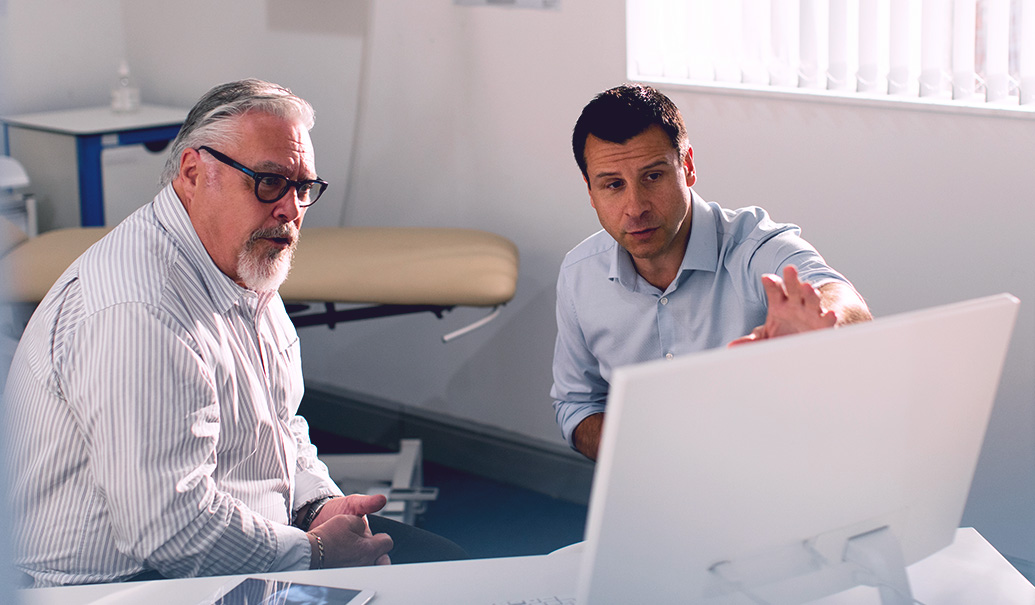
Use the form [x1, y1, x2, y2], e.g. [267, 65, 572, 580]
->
[258, 317, 303, 419]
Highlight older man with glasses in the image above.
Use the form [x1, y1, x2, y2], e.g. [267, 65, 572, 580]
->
[4, 79, 464, 587]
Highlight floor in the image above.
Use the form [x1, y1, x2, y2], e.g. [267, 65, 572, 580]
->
[309, 429, 589, 560]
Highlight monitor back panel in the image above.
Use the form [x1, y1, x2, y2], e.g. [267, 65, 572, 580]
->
[578, 294, 1019, 604]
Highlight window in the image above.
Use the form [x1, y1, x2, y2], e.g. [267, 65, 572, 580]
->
[627, 0, 1035, 112]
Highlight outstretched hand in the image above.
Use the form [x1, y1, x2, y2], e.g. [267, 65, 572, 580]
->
[729, 265, 836, 346]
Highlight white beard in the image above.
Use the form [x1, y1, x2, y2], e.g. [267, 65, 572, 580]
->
[236, 224, 298, 292]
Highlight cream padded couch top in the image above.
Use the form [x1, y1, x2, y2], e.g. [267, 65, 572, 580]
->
[1, 224, 519, 307]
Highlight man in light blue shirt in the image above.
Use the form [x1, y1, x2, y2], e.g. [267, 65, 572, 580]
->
[552, 85, 871, 460]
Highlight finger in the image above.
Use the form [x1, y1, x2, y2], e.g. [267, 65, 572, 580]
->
[376, 554, 392, 566]
[335, 514, 372, 534]
[728, 326, 764, 347]
[800, 281, 822, 308]
[760, 274, 787, 305]
[781, 265, 805, 302]
[727, 334, 755, 347]
[369, 532, 394, 560]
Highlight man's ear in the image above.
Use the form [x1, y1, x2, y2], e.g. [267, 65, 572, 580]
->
[176, 148, 201, 208]
[683, 146, 696, 187]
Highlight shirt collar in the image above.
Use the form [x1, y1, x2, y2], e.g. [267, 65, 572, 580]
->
[682, 190, 719, 273]
[152, 184, 256, 315]
[608, 189, 719, 290]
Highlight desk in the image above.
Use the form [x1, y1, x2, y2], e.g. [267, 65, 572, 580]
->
[2, 105, 186, 230]
[17, 528, 1034, 605]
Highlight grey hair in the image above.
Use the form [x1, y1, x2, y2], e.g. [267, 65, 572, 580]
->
[159, 79, 315, 187]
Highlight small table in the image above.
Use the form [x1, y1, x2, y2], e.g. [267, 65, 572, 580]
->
[2, 105, 186, 229]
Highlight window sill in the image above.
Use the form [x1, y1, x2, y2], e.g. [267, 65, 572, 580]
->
[635, 74, 1035, 122]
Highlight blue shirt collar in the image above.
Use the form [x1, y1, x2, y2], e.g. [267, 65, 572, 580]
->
[608, 190, 718, 292]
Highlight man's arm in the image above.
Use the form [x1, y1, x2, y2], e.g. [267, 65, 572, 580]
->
[730, 265, 871, 345]
[287, 413, 346, 514]
[817, 280, 872, 326]
[75, 305, 391, 576]
[552, 269, 610, 459]
[72, 305, 290, 578]
[573, 413, 606, 461]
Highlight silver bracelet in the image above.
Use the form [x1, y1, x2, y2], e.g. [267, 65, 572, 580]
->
[311, 533, 325, 569]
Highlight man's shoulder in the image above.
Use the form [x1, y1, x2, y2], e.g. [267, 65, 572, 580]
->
[706, 200, 798, 244]
[560, 229, 614, 271]
[75, 209, 190, 309]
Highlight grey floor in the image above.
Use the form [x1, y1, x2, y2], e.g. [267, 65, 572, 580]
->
[309, 429, 588, 560]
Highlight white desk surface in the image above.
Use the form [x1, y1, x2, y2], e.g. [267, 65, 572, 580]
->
[2, 105, 187, 135]
[17, 528, 1035, 605]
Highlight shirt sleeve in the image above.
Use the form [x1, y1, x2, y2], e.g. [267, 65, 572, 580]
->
[289, 413, 345, 511]
[739, 223, 852, 307]
[65, 303, 299, 578]
[550, 267, 608, 449]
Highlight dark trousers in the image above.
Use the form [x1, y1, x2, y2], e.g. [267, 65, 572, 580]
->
[367, 514, 468, 565]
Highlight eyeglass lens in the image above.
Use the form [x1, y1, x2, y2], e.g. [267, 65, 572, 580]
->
[254, 175, 326, 206]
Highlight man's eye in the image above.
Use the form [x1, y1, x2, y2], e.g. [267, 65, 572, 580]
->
[258, 175, 284, 188]
[645, 172, 662, 182]
[605, 180, 623, 190]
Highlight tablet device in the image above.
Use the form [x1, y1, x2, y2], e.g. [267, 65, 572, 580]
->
[211, 577, 374, 605]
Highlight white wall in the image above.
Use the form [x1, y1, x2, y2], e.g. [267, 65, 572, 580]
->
[0, 1, 126, 117]
[298, 0, 623, 443]
[119, 0, 369, 229]
[292, 0, 1035, 564]
[1, 0, 366, 228]
[2, 0, 1033, 565]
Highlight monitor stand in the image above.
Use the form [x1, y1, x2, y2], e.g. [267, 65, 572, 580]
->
[843, 525, 914, 605]
[706, 524, 913, 604]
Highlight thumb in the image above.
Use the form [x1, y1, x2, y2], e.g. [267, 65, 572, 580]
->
[728, 333, 757, 347]
[348, 493, 388, 515]
[728, 325, 765, 347]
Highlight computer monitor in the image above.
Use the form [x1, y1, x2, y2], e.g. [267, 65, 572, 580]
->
[577, 294, 1019, 604]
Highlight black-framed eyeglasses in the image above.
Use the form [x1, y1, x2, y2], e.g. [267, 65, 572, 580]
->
[198, 146, 328, 207]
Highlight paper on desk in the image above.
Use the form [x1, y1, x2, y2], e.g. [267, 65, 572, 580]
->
[79, 579, 230, 605]
[83, 583, 174, 605]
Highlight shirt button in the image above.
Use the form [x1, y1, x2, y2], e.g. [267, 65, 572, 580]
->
[665, 353, 674, 360]
[660, 297, 668, 305]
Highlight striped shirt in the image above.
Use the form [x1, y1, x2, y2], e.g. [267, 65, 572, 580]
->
[3, 185, 342, 586]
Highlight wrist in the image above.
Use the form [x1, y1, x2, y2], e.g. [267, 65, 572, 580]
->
[295, 495, 335, 531]
[307, 532, 325, 569]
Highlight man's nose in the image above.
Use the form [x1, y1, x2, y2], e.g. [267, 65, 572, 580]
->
[271, 188, 303, 222]
[625, 184, 651, 215]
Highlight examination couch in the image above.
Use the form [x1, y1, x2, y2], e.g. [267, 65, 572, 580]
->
[0, 219, 519, 339]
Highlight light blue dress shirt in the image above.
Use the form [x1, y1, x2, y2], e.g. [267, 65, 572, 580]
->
[550, 192, 850, 448]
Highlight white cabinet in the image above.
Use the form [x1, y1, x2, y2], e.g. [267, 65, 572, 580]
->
[2, 105, 186, 232]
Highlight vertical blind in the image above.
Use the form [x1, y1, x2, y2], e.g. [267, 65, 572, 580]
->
[627, 0, 1035, 107]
